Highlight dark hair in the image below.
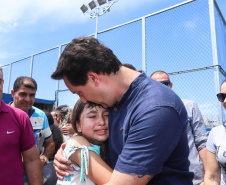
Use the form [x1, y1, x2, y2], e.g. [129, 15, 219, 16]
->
[122, 63, 137, 71]
[45, 111, 54, 126]
[13, 76, 37, 92]
[56, 105, 69, 118]
[45, 112, 63, 157]
[51, 36, 122, 86]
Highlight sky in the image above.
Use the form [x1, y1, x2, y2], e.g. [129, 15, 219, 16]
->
[0, 0, 226, 67]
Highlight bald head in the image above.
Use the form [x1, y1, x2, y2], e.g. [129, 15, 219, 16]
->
[150, 71, 173, 88]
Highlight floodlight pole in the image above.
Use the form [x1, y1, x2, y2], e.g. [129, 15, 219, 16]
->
[81, 0, 117, 39]
[95, 7, 99, 39]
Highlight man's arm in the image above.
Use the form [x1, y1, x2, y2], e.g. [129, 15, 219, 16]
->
[22, 145, 43, 185]
[189, 101, 208, 170]
[103, 171, 153, 185]
[40, 137, 55, 166]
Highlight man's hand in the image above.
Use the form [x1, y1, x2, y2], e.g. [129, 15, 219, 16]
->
[53, 143, 74, 180]
[62, 124, 75, 135]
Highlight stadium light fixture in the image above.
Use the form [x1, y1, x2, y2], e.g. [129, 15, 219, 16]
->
[80, 0, 118, 39]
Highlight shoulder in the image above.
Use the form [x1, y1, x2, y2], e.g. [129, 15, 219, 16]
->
[210, 125, 225, 133]
[31, 106, 46, 118]
[70, 135, 92, 147]
[6, 104, 29, 120]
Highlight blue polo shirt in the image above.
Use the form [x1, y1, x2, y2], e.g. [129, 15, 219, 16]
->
[106, 72, 193, 184]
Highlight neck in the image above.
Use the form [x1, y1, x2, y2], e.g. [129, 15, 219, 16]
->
[112, 66, 140, 102]
[11, 102, 29, 114]
[11, 102, 16, 108]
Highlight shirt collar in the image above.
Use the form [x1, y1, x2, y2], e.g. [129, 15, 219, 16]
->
[0, 100, 9, 113]
[8, 101, 34, 117]
[112, 71, 146, 109]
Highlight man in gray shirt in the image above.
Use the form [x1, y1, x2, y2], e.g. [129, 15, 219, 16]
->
[151, 70, 208, 185]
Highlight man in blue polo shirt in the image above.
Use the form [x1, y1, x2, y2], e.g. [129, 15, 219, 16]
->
[51, 36, 193, 185]
[10, 76, 55, 185]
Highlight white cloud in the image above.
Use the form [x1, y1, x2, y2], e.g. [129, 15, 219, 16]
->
[0, 0, 161, 32]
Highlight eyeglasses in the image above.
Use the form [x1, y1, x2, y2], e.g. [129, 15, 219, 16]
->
[217, 93, 226, 102]
[160, 80, 171, 86]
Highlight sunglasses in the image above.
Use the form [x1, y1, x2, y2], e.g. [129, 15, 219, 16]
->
[160, 80, 171, 86]
[217, 93, 226, 102]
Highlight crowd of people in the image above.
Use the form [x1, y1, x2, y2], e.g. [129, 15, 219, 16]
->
[0, 36, 225, 185]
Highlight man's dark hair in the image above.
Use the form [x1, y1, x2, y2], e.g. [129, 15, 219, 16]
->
[122, 63, 137, 71]
[13, 76, 37, 92]
[51, 36, 122, 86]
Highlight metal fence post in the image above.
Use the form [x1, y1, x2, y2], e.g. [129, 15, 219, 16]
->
[142, 17, 146, 73]
[30, 55, 34, 77]
[209, 0, 223, 125]
[7, 63, 12, 93]
[54, 45, 62, 108]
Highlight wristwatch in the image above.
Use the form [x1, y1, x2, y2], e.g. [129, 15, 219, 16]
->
[41, 155, 49, 165]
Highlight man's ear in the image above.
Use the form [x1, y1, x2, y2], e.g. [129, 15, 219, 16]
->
[11, 89, 15, 97]
[87, 72, 99, 87]
[169, 82, 173, 89]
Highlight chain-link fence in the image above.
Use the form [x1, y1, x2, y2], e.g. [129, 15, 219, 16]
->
[1, 0, 226, 128]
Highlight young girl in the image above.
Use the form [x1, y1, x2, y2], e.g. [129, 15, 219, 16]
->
[56, 99, 112, 185]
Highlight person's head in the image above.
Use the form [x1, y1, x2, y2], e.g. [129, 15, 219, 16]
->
[55, 105, 72, 126]
[0, 68, 4, 106]
[217, 80, 226, 110]
[45, 111, 54, 126]
[72, 99, 109, 145]
[51, 37, 122, 106]
[45, 111, 63, 156]
[50, 110, 58, 126]
[122, 63, 137, 71]
[51, 36, 122, 86]
[150, 70, 173, 88]
[11, 76, 37, 114]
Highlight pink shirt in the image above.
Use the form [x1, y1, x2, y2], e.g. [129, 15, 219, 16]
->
[0, 100, 35, 185]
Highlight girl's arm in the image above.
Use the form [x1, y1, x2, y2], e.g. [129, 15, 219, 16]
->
[203, 150, 221, 185]
[69, 136, 113, 185]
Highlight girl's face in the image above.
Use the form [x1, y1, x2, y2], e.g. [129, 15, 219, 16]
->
[76, 105, 109, 145]
[221, 82, 226, 110]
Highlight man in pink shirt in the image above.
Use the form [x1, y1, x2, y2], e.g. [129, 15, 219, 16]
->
[0, 67, 42, 185]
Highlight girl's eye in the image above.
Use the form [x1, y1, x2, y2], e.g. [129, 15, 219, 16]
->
[104, 114, 109, 117]
[89, 116, 96, 118]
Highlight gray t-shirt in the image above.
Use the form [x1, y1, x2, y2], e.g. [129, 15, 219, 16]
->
[206, 124, 226, 185]
[182, 99, 208, 185]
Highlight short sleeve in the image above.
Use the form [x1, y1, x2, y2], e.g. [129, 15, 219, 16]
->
[206, 128, 217, 154]
[20, 115, 36, 152]
[115, 106, 187, 175]
[42, 114, 52, 140]
[189, 101, 208, 151]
